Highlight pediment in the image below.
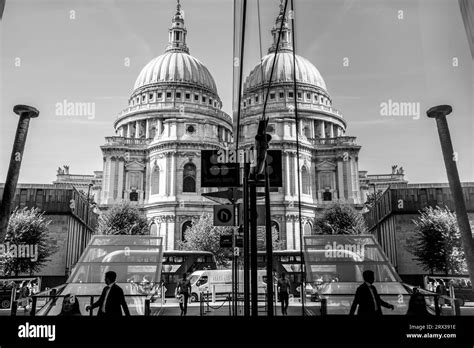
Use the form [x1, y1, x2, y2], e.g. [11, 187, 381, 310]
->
[125, 161, 146, 171]
[315, 160, 336, 171]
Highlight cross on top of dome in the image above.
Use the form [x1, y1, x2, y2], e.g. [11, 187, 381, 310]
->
[166, 0, 189, 54]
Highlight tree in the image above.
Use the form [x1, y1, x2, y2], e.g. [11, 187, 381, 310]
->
[257, 226, 285, 251]
[1, 207, 56, 276]
[407, 206, 467, 275]
[313, 203, 367, 235]
[178, 214, 233, 266]
[97, 201, 149, 235]
[364, 190, 384, 209]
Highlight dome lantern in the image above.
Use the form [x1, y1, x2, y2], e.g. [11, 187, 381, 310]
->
[268, 0, 292, 54]
[166, 0, 189, 54]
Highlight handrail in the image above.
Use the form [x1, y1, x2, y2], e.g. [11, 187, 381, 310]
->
[18, 293, 153, 317]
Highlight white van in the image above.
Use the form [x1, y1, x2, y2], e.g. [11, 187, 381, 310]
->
[188, 270, 268, 302]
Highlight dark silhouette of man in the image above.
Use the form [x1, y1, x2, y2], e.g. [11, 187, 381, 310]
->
[86, 271, 130, 316]
[176, 273, 191, 316]
[277, 272, 291, 315]
[349, 270, 394, 316]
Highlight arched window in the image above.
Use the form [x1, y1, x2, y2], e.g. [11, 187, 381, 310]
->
[151, 167, 160, 195]
[182, 221, 193, 241]
[301, 167, 310, 195]
[183, 163, 196, 193]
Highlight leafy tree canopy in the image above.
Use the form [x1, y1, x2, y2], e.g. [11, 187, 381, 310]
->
[97, 201, 149, 235]
[407, 206, 466, 275]
[313, 203, 367, 235]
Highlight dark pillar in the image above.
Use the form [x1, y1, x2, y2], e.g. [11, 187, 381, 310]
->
[250, 183, 258, 316]
[427, 105, 474, 296]
[0, 105, 39, 241]
[243, 163, 250, 316]
[264, 160, 274, 316]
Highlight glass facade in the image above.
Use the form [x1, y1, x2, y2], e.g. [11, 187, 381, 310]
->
[303, 235, 410, 315]
[36, 236, 164, 316]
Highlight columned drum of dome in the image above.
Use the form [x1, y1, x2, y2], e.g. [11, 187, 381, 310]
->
[98, 2, 232, 250]
[239, 3, 364, 250]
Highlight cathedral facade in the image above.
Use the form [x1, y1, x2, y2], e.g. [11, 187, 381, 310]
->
[96, 2, 364, 250]
[238, 3, 363, 250]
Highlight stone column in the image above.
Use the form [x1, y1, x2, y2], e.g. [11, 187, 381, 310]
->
[319, 120, 325, 138]
[107, 159, 116, 204]
[126, 123, 131, 138]
[0, 105, 40, 240]
[145, 119, 150, 139]
[293, 154, 298, 196]
[346, 157, 355, 203]
[135, 121, 140, 139]
[170, 154, 176, 196]
[285, 152, 291, 197]
[329, 123, 334, 138]
[337, 160, 345, 201]
[117, 158, 125, 200]
[286, 218, 294, 250]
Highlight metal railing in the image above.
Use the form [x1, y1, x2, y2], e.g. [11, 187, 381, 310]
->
[313, 292, 463, 316]
[11, 285, 166, 316]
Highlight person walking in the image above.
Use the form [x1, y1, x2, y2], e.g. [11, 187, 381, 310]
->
[176, 273, 191, 316]
[86, 271, 130, 317]
[436, 280, 447, 307]
[59, 294, 82, 316]
[406, 288, 431, 316]
[277, 272, 291, 316]
[18, 281, 30, 314]
[349, 270, 395, 316]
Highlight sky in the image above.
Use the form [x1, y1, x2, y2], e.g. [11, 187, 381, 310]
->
[0, 0, 473, 185]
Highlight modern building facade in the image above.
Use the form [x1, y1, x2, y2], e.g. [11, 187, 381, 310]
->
[364, 183, 474, 285]
[0, 183, 97, 287]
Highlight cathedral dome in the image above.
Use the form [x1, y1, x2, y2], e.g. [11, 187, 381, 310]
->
[244, 52, 327, 92]
[133, 52, 218, 94]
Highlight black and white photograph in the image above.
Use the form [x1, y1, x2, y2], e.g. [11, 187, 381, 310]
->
[0, 0, 473, 346]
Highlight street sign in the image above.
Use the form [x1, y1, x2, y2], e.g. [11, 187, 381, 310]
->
[214, 205, 235, 226]
[220, 235, 233, 248]
[201, 150, 240, 187]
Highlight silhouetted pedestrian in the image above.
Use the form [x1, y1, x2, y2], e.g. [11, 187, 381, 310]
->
[277, 272, 291, 315]
[406, 288, 431, 316]
[436, 280, 447, 307]
[349, 270, 394, 316]
[59, 294, 82, 316]
[86, 271, 130, 316]
[176, 273, 191, 316]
